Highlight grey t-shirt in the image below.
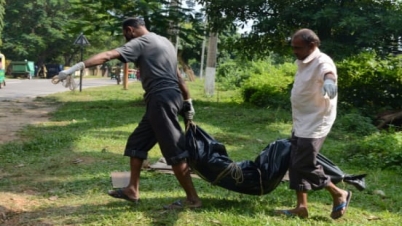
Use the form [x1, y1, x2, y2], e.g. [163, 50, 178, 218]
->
[115, 32, 180, 99]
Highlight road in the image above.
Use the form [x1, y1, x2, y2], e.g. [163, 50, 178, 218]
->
[0, 77, 126, 100]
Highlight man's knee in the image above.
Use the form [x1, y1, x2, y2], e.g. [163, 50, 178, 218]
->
[165, 151, 189, 165]
[124, 149, 148, 159]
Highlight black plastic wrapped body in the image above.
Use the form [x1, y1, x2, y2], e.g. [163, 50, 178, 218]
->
[185, 123, 366, 195]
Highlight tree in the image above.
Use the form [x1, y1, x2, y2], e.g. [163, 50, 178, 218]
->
[0, 0, 5, 46]
[198, 0, 402, 60]
[2, 0, 78, 65]
[2, 0, 123, 67]
[69, 0, 206, 74]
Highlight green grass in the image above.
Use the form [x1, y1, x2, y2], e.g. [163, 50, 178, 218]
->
[0, 79, 401, 225]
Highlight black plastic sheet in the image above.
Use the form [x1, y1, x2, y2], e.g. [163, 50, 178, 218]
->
[185, 123, 366, 195]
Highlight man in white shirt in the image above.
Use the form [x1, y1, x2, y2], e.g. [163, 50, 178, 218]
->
[276, 28, 351, 219]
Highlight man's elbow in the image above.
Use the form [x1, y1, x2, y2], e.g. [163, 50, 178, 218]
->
[105, 50, 120, 61]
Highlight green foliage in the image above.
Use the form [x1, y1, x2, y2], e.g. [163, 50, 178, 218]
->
[344, 131, 402, 170]
[332, 112, 379, 137]
[0, 0, 5, 46]
[337, 51, 402, 114]
[70, 0, 205, 52]
[216, 60, 251, 90]
[2, 0, 76, 64]
[69, 0, 206, 71]
[240, 60, 295, 109]
[200, 0, 402, 60]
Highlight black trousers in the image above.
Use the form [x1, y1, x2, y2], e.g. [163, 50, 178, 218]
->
[124, 89, 188, 165]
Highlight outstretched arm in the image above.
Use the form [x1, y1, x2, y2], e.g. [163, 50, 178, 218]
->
[83, 50, 121, 68]
[52, 50, 122, 84]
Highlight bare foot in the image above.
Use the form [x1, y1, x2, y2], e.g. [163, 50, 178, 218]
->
[186, 199, 202, 208]
[275, 207, 309, 218]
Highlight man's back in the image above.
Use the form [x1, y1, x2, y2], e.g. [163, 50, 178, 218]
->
[116, 33, 179, 97]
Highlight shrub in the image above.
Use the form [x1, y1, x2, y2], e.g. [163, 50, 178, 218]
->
[337, 51, 402, 114]
[343, 131, 402, 170]
[216, 61, 251, 90]
[332, 113, 378, 136]
[240, 61, 295, 109]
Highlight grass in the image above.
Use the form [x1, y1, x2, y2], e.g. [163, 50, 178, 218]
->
[0, 79, 401, 225]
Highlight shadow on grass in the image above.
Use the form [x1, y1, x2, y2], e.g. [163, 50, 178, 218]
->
[0, 196, 341, 225]
[2, 89, 396, 224]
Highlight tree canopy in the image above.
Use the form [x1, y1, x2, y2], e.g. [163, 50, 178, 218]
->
[1, 0, 206, 69]
[200, 0, 402, 60]
[2, 0, 75, 64]
[70, 0, 205, 41]
[69, 0, 206, 72]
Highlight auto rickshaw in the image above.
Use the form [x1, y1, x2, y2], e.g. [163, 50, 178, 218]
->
[0, 53, 6, 88]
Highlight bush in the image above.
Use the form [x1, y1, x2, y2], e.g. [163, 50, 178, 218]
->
[216, 61, 251, 90]
[240, 61, 295, 109]
[337, 51, 402, 114]
[332, 113, 378, 136]
[343, 131, 402, 170]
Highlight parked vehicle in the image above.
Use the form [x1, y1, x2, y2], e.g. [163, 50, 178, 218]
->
[45, 64, 64, 79]
[0, 70, 5, 88]
[10, 60, 35, 79]
[0, 53, 6, 88]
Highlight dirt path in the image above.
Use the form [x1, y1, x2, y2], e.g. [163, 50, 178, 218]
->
[0, 97, 57, 143]
[0, 97, 57, 224]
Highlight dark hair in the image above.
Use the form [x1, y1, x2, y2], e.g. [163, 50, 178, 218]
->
[292, 28, 321, 46]
[122, 17, 145, 28]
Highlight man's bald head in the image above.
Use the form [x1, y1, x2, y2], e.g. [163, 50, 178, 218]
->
[292, 28, 320, 47]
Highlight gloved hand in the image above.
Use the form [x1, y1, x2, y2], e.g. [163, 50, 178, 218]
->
[183, 99, 195, 120]
[51, 62, 85, 84]
[322, 79, 337, 99]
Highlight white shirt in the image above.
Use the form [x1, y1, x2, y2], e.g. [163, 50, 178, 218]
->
[290, 48, 337, 138]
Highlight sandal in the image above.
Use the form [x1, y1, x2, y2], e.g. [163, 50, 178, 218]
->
[163, 199, 202, 210]
[331, 191, 352, 219]
[107, 188, 140, 204]
[275, 209, 308, 218]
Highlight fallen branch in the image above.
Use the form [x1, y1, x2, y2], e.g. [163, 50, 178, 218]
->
[376, 110, 402, 129]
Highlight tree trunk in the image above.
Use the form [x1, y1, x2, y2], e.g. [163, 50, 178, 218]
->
[178, 55, 196, 81]
[205, 32, 218, 96]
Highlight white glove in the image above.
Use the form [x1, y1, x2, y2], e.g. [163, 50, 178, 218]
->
[51, 62, 85, 84]
[322, 79, 337, 99]
[183, 99, 195, 120]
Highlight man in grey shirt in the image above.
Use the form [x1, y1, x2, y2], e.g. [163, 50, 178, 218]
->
[52, 17, 201, 209]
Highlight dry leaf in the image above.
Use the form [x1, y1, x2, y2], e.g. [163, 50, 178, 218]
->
[73, 159, 83, 164]
[367, 215, 381, 221]
[49, 196, 58, 201]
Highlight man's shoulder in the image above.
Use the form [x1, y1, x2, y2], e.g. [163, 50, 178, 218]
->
[316, 51, 334, 64]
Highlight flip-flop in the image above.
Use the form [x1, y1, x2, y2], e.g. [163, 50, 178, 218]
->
[163, 200, 202, 210]
[107, 188, 140, 204]
[275, 209, 308, 218]
[331, 191, 352, 219]
[276, 210, 296, 217]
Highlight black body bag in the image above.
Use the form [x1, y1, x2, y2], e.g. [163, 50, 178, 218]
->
[185, 123, 366, 195]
